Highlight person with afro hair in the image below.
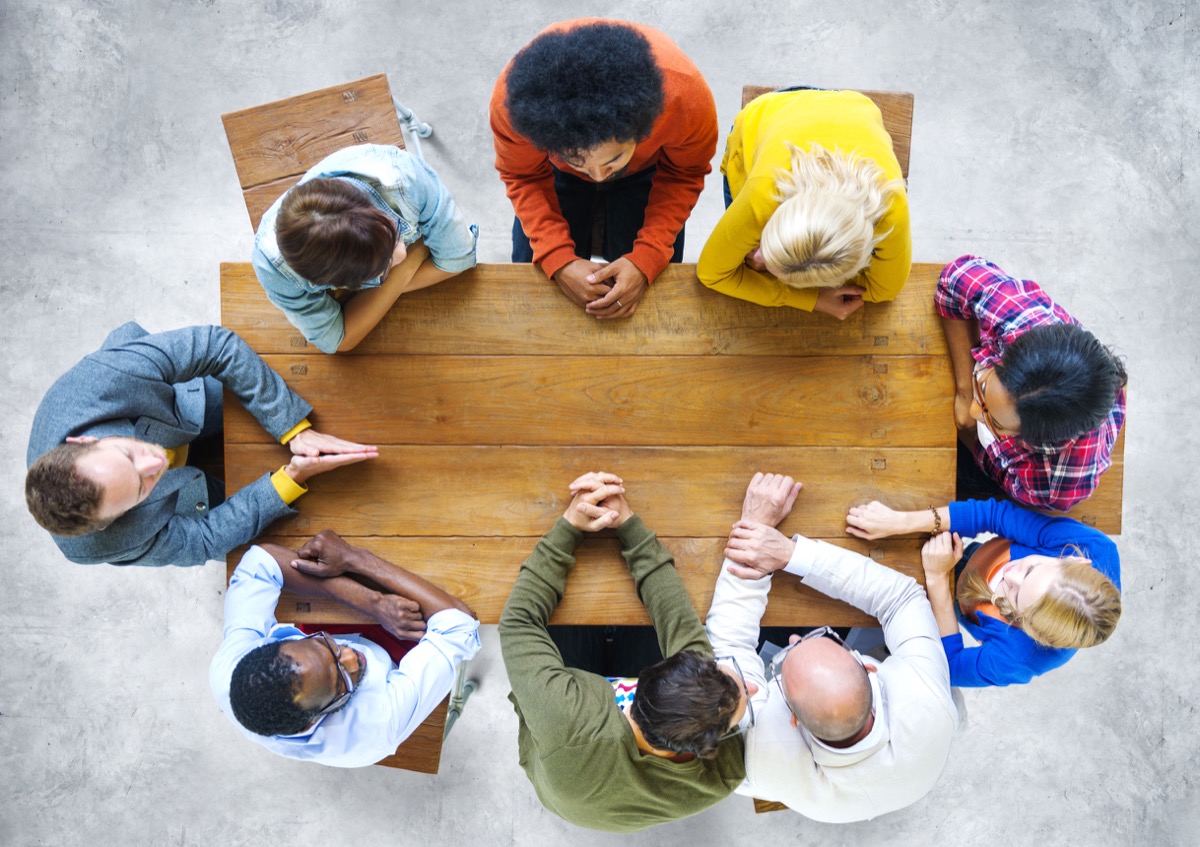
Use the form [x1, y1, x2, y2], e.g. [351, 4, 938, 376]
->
[491, 19, 717, 320]
[210, 531, 479, 767]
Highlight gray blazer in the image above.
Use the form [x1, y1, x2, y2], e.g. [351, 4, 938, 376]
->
[27, 322, 313, 567]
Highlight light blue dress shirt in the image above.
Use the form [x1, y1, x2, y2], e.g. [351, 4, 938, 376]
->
[252, 143, 479, 353]
[210, 545, 481, 768]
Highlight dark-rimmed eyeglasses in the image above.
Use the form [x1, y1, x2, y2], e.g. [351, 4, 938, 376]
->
[713, 654, 755, 741]
[304, 631, 358, 718]
[766, 627, 869, 723]
[972, 368, 1016, 435]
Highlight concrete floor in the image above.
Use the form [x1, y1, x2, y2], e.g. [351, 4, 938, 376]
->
[1, 2, 1195, 845]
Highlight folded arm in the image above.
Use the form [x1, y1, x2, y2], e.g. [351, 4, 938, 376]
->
[490, 83, 578, 280]
[290, 529, 475, 620]
[696, 182, 818, 310]
[853, 191, 911, 303]
[626, 103, 717, 283]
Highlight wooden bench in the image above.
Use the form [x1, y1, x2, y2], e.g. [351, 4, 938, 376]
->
[221, 75, 407, 231]
[740, 85, 913, 178]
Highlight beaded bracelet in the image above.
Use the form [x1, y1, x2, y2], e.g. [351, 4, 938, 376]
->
[929, 505, 942, 535]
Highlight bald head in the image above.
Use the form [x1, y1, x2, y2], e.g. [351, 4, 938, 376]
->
[781, 637, 872, 742]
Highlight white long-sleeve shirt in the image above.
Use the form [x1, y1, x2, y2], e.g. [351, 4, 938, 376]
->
[706, 536, 963, 822]
[210, 546, 481, 768]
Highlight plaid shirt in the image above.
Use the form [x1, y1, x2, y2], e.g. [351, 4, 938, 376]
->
[936, 255, 1126, 511]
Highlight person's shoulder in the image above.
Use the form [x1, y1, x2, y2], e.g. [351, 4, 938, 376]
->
[877, 650, 957, 719]
[51, 515, 149, 566]
[644, 25, 711, 106]
[101, 321, 150, 348]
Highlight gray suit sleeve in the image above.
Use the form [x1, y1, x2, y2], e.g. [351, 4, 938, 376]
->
[88, 324, 312, 439]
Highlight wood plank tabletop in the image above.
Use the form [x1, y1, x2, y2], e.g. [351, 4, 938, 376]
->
[222, 261, 1120, 627]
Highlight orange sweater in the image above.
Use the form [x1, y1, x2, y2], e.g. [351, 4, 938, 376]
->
[490, 19, 717, 282]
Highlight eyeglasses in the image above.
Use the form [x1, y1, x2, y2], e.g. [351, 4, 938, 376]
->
[713, 655, 755, 741]
[305, 631, 358, 718]
[972, 368, 1015, 435]
[766, 627, 868, 723]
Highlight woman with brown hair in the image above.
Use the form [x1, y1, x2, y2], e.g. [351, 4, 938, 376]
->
[252, 144, 477, 354]
[846, 498, 1121, 687]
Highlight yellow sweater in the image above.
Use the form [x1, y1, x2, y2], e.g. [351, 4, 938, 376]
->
[697, 90, 910, 310]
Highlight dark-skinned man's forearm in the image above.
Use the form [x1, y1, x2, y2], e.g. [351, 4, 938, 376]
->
[348, 546, 475, 619]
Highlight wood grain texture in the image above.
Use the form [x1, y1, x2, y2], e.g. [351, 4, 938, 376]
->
[224, 353, 956, 448]
[228, 536, 928, 627]
[373, 698, 447, 774]
[220, 262, 950, 357]
[241, 178, 304, 234]
[740, 86, 914, 178]
[221, 75, 406, 230]
[224, 445, 955, 539]
[752, 798, 789, 814]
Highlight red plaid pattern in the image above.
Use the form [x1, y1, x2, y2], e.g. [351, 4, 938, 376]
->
[936, 255, 1126, 511]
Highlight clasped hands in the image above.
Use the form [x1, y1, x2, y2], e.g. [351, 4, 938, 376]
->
[723, 472, 803, 580]
[289, 529, 427, 641]
[562, 471, 634, 530]
[284, 428, 378, 485]
[554, 258, 648, 320]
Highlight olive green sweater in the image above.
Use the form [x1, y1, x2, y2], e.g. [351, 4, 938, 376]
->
[499, 516, 746, 833]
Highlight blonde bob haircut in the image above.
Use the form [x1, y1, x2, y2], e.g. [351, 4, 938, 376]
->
[760, 142, 905, 289]
[958, 553, 1122, 650]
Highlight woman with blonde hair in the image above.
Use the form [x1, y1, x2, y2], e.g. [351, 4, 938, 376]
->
[845, 498, 1121, 687]
[697, 89, 909, 320]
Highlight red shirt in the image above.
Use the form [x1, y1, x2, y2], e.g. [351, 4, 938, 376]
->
[490, 19, 717, 282]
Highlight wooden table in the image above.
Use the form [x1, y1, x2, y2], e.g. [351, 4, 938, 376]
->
[223, 262, 966, 629]
[221, 261, 1125, 775]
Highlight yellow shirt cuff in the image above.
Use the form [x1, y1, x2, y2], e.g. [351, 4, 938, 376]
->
[788, 286, 819, 311]
[279, 418, 312, 445]
[271, 467, 308, 505]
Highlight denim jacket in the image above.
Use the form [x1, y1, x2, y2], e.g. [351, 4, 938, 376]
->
[251, 144, 478, 353]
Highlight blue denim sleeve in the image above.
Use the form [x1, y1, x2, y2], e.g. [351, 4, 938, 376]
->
[251, 245, 345, 354]
[408, 156, 478, 273]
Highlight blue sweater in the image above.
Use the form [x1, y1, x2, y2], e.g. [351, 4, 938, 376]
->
[943, 499, 1121, 687]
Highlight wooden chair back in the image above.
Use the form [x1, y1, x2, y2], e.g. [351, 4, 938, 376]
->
[740, 86, 913, 178]
[221, 75, 406, 231]
[375, 699, 448, 773]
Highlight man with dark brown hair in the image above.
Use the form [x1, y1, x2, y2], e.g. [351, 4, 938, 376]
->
[26, 322, 375, 567]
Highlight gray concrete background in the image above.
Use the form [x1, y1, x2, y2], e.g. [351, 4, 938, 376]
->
[1, 1, 1195, 845]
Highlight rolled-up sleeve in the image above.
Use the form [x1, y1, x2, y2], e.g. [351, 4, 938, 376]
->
[209, 546, 286, 704]
[382, 609, 481, 746]
[406, 155, 478, 273]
